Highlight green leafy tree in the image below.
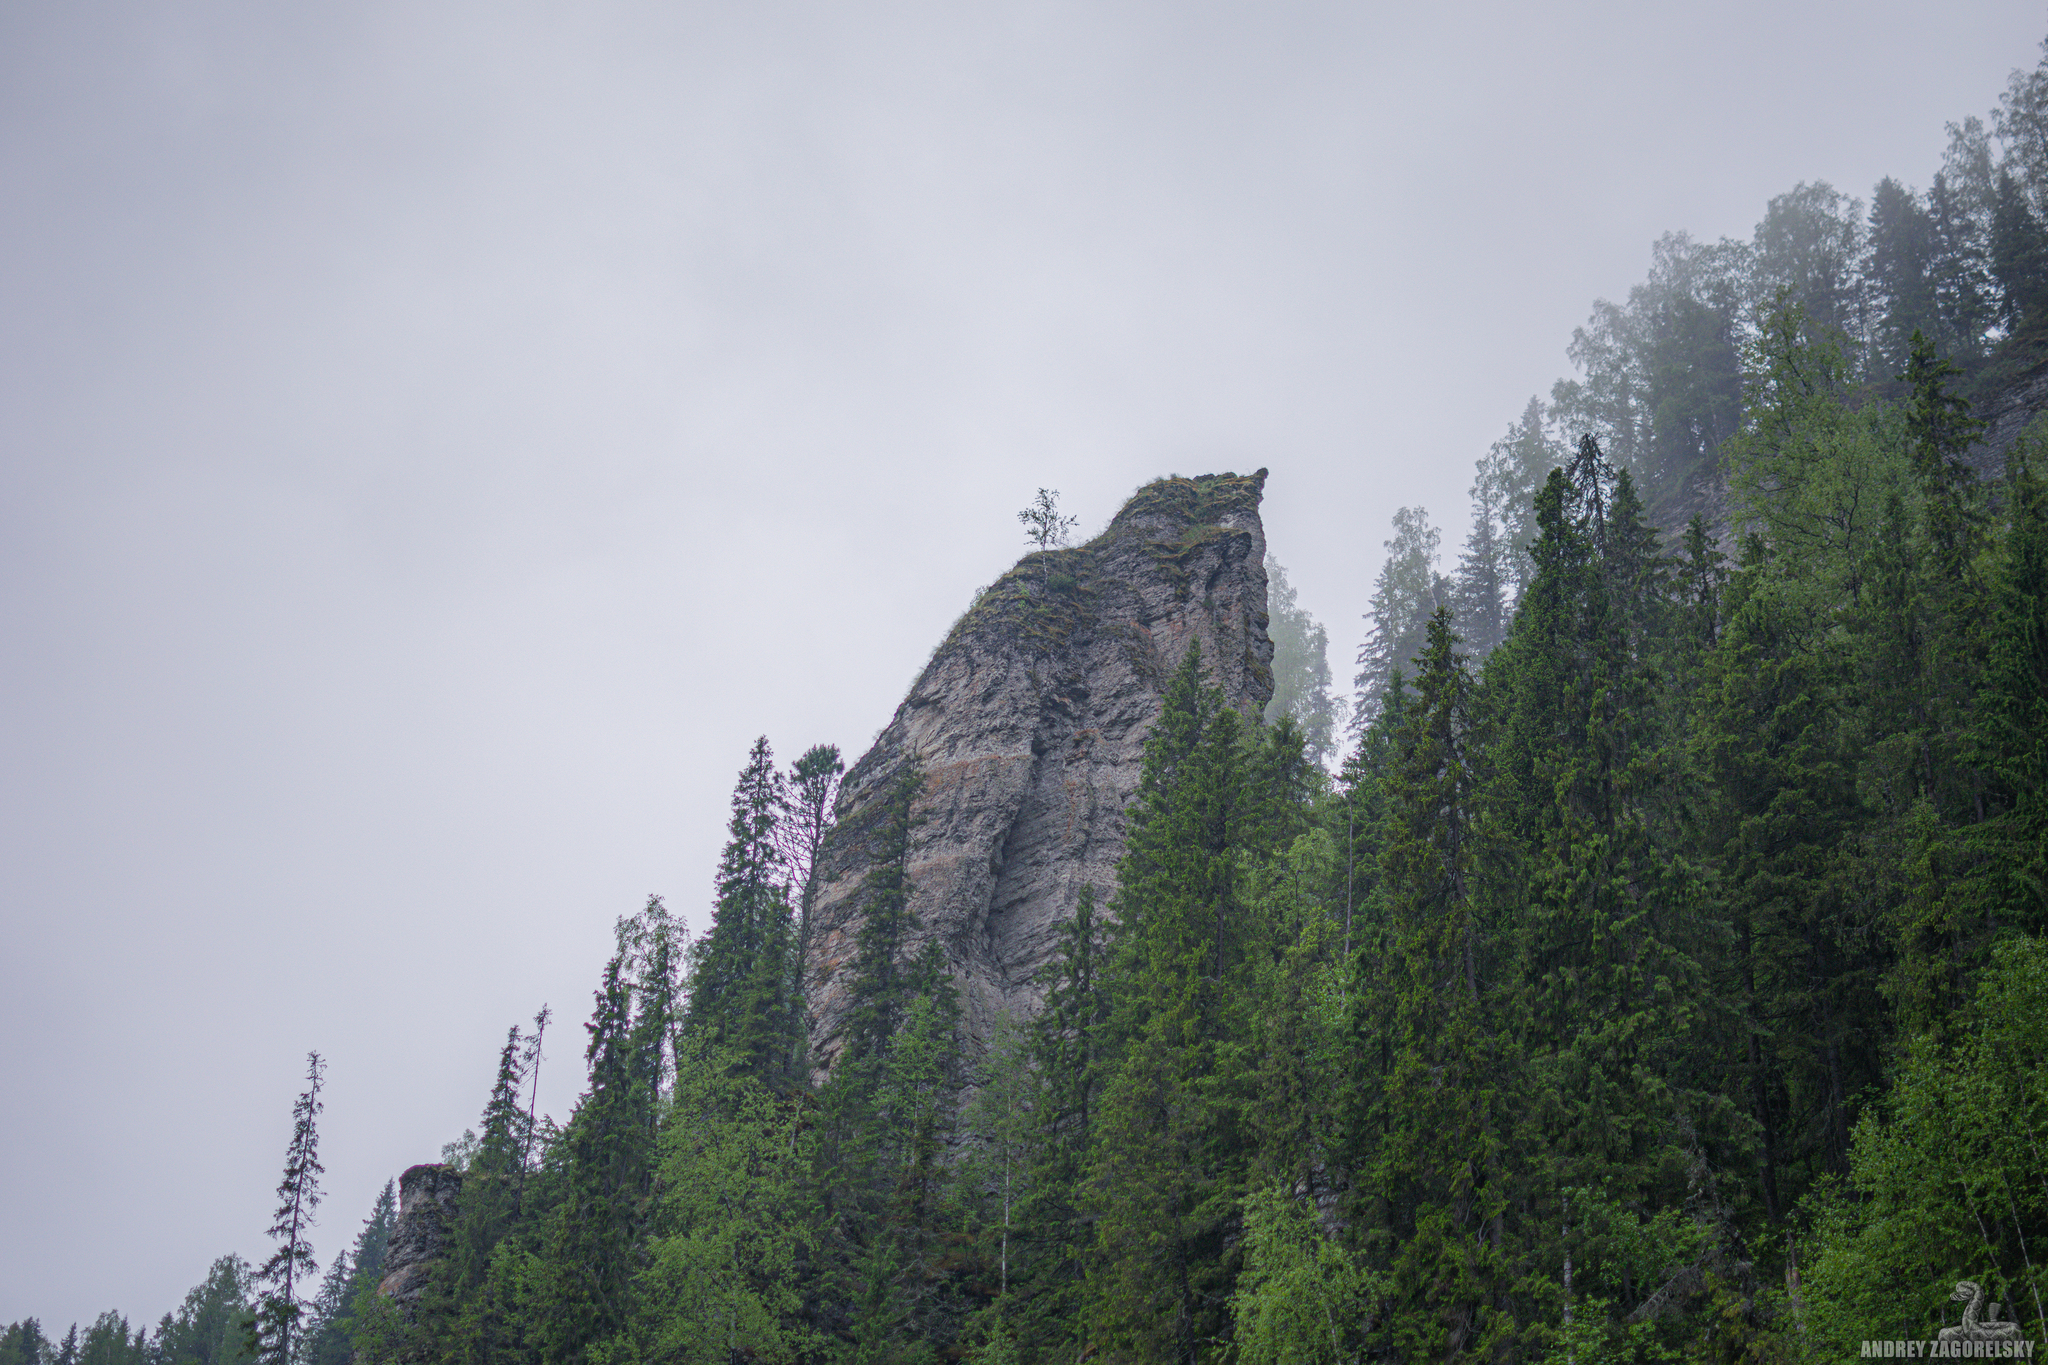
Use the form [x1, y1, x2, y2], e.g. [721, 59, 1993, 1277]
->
[596, 1046, 813, 1364]
[154, 1256, 256, 1365]
[1229, 1185, 1385, 1365]
[963, 1011, 1038, 1310]
[1017, 488, 1078, 552]
[1803, 936, 2048, 1352]
[1750, 181, 1866, 351]
[76, 1313, 146, 1365]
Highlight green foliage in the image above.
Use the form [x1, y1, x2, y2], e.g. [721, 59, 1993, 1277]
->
[1229, 1184, 1385, 1364]
[303, 1179, 396, 1365]
[1966, 427, 2048, 932]
[1803, 936, 2048, 1352]
[154, 1256, 256, 1365]
[687, 737, 802, 1087]
[596, 1046, 813, 1364]
[108, 93, 2048, 1356]
[1352, 506, 1444, 730]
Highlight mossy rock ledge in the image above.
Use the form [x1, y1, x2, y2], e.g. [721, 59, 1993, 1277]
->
[804, 471, 1275, 1074]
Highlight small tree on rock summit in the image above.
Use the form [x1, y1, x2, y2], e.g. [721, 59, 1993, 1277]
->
[1018, 489, 1078, 552]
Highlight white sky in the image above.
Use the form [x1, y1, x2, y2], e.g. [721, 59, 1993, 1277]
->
[3, 0, 2039, 1332]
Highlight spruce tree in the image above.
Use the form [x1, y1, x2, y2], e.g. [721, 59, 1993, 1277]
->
[687, 737, 800, 1085]
[432, 1024, 540, 1365]
[1012, 882, 1107, 1358]
[250, 1052, 325, 1365]
[1353, 507, 1446, 732]
[528, 918, 665, 1364]
[305, 1181, 396, 1365]
[1692, 531, 1872, 1218]
[1968, 433, 2048, 935]
[778, 742, 844, 1072]
[1089, 640, 1261, 1363]
[1356, 605, 1524, 1359]
[0, 1321, 50, 1365]
[1263, 555, 1343, 764]
[807, 759, 974, 1357]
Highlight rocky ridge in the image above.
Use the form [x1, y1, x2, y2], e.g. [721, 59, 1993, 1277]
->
[802, 470, 1276, 1073]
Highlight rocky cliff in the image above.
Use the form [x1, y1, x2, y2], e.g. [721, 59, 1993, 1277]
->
[802, 471, 1276, 1073]
[378, 1164, 462, 1312]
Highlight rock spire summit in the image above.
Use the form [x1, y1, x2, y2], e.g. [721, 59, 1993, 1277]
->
[802, 470, 1276, 1071]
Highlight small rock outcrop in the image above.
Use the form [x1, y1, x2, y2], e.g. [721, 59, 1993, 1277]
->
[377, 1163, 462, 1311]
[802, 471, 1275, 1072]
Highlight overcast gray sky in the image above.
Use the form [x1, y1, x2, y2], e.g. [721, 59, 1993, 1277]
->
[3, 0, 2039, 1332]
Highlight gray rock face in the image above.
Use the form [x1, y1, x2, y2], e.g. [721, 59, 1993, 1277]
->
[1970, 360, 2048, 481]
[378, 1163, 462, 1310]
[803, 471, 1275, 1073]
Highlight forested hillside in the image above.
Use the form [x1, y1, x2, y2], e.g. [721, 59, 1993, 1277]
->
[15, 30, 2048, 1365]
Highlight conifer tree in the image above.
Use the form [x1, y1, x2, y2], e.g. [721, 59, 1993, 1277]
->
[1676, 514, 1728, 655]
[528, 917, 666, 1364]
[1991, 169, 2048, 330]
[806, 759, 975, 1356]
[1011, 883, 1106, 1357]
[1353, 606, 1525, 1358]
[1692, 536, 1872, 1217]
[1452, 493, 1510, 659]
[1453, 448, 1737, 1347]
[250, 1052, 325, 1365]
[1353, 506, 1445, 731]
[838, 763, 927, 1068]
[1968, 432, 2048, 934]
[1089, 640, 1261, 1363]
[2, 1321, 45, 1364]
[305, 1181, 396, 1365]
[433, 1024, 538, 1365]
[687, 737, 800, 1085]
[779, 742, 844, 1071]
[1, 1321, 51, 1365]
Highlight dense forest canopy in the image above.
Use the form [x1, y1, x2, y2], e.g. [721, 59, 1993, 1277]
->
[18, 29, 2048, 1365]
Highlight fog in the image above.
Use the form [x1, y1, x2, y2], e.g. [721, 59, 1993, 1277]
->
[1, 0, 2035, 1331]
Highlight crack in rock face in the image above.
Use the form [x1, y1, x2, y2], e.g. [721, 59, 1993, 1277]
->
[803, 470, 1276, 1077]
